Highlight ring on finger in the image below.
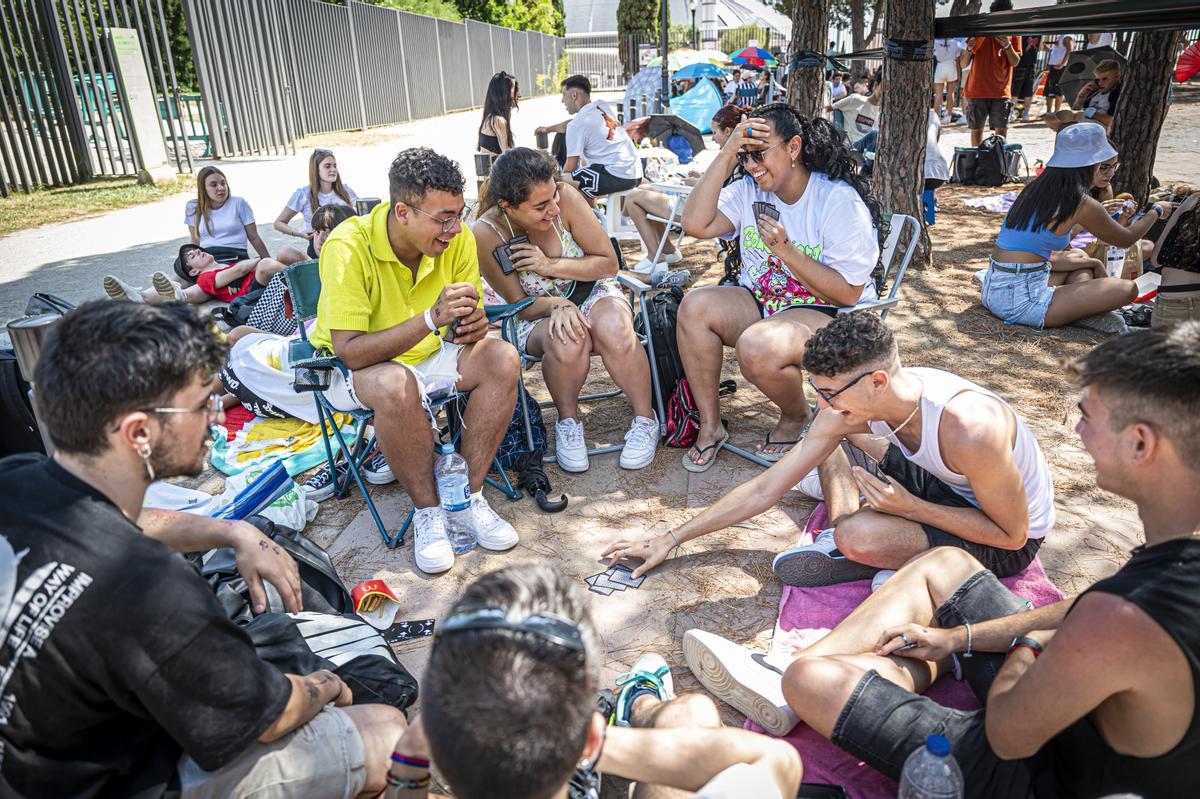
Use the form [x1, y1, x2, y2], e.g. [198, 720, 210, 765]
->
[900, 633, 910, 645]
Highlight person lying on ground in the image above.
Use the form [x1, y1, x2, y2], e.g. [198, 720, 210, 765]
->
[389, 562, 802, 799]
[185, 165, 305, 271]
[307, 146, 520, 575]
[103, 244, 286, 305]
[981, 122, 1172, 331]
[624, 104, 744, 276]
[535, 75, 642, 203]
[675, 104, 881, 470]
[602, 311, 1055, 586]
[473, 147, 658, 473]
[682, 321, 1200, 799]
[0, 300, 406, 798]
[273, 148, 358, 260]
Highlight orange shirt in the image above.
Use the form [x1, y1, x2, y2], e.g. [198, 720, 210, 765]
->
[964, 36, 1022, 99]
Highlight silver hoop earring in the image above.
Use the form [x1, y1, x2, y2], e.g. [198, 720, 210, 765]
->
[139, 445, 155, 482]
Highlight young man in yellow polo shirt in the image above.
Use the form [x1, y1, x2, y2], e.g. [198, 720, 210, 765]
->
[310, 147, 521, 574]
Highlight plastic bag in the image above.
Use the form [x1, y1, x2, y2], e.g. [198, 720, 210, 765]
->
[216, 461, 318, 531]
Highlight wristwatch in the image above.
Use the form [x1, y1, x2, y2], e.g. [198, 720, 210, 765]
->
[1084, 107, 1097, 119]
[1008, 636, 1043, 658]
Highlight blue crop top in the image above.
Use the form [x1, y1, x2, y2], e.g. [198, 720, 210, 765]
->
[995, 212, 1071, 259]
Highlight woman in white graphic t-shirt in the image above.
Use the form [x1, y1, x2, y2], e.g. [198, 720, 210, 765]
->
[677, 103, 881, 471]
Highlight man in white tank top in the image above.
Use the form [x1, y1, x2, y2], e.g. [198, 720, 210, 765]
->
[600, 312, 1054, 586]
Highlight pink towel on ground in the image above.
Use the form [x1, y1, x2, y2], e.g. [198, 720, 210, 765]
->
[744, 503, 1064, 798]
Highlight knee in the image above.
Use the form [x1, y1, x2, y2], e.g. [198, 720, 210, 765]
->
[256, 259, 283, 278]
[736, 325, 800, 377]
[544, 329, 590, 365]
[478, 337, 521, 383]
[352, 705, 408, 790]
[591, 314, 635, 354]
[1121, 279, 1138, 302]
[677, 289, 715, 333]
[371, 366, 422, 411]
[657, 692, 722, 729]
[226, 325, 257, 345]
[782, 656, 843, 709]
[832, 515, 878, 563]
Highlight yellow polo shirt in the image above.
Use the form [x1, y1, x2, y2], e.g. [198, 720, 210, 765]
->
[310, 201, 482, 365]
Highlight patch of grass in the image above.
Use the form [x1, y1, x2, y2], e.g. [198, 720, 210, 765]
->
[0, 174, 194, 238]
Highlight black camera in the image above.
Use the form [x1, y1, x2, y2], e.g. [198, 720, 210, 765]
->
[492, 234, 530, 275]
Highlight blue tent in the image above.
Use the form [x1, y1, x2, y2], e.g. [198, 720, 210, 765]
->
[669, 78, 723, 134]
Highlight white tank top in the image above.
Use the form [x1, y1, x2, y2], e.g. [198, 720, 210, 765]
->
[867, 367, 1055, 539]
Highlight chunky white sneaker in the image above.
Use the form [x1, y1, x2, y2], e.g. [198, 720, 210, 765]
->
[662, 250, 683, 265]
[555, 418, 589, 472]
[151, 271, 186, 302]
[772, 528, 879, 587]
[465, 491, 519, 551]
[412, 506, 454, 574]
[619, 415, 658, 470]
[613, 652, 674, 726]
[104, 275, 144, 303]
[631, 257, 657, 275]
[682, 629, 800, 737]
[793, 467, 823, 499]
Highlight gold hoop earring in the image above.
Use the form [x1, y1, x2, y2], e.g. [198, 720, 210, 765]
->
[139, 444, 155, 482]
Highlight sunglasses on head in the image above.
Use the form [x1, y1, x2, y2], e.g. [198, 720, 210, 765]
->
[736, 142, 781, 166]
[437, 606, 585, 658]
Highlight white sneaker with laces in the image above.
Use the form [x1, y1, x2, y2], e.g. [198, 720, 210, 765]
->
[555, 418, 589, 472]
[412, 506, 454, 574]
[772, 528, 880, 587]
[151, 271, 185, 302]
[362, 451, 395, 485]
[793, 467, 823, 499]
[619, 415, 658, 470]
[631, 257, 657, 275]
[682, 629, 800, 737]
[662, 251, 683, 265]
[104, 275, 144, 303]
[466, 491, 519, 551]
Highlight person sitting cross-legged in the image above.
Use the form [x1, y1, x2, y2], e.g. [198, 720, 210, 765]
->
[0, 301, 407, 798]
[473, 147, 658, 473]
[308, 147, 521, 574]
[676, 104, 882, 470]
[602, 311, 1054, 585]
[386, 562, 802, 799]
[683, 321, 1200, 799]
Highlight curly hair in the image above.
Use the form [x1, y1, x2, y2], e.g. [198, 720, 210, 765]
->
[477, 147, 560, 215]
[752, 103, 888, 292]
[388, 147, 465, 207]
[801, 310, 897, 377]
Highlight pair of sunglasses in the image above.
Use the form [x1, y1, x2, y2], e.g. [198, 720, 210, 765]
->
[736, 142, 781, 166]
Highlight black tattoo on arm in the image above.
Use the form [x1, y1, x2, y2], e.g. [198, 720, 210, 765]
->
[259, 540, 270, 551]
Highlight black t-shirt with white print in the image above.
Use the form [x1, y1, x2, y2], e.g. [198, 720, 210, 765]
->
[0, 454, 291, 798]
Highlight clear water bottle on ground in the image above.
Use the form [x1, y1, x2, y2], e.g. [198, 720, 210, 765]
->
[435, 443, 475, 554]
[898, 734, 963, 799]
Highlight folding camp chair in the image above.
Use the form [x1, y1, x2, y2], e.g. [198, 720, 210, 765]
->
[284, 259, 530, 548]
[720, 212, 920, 468]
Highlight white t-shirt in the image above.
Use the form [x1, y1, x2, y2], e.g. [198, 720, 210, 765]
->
[285, 184, 359, 232]
[183, 195, 255, 251]
[1048, 42, 1069, 68]
[1085, 32, 1114, 50]
[831, 94, 879, 145]
[830, 81, 848, 101]
[934, 38, 964, 64]
[925, 110, 950, 182]
[692, 763, 784, 799]
[565, 99, 641, 181]
[717, 173, 879, 312]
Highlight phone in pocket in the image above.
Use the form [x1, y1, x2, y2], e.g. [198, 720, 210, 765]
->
[492, 234, 530, 275]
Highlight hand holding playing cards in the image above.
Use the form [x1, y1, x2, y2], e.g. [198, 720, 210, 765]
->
[852, 466, 918, 518]
[874, 623, 957, 661]
[600, 531, 676, 578]
[757, 213, 791, 254]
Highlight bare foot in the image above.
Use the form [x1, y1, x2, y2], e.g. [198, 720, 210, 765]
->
[686, 426, 727, 467]
[755, 413, 812, 458]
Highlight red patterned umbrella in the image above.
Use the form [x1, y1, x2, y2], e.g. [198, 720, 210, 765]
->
[1176, 40, 1200, 83]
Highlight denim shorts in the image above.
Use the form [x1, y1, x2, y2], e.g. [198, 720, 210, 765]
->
[830, 571, 1051, 798]
[981, 258, 1055, 329]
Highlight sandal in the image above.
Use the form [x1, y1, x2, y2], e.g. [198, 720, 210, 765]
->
[756, 412, 817, 462]
[682, 429, 729, 473]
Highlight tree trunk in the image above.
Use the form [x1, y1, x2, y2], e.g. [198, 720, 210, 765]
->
[1110, 31, 1180, 203]
[872, 0, 934, 269]
[850, 0, 866, 78]
[786, 0, 829, 117]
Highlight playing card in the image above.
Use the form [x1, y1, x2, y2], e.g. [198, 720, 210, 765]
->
[605, 565, 645, 589]
[585, 572, 628, 592]
[383, 618, 436, 644]
[588, 583, 615, 596]
[753, 201, 780, 221]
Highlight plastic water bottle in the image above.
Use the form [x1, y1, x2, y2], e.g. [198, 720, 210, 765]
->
[898, 735, 963, 799]
[435, 443, 475, 554]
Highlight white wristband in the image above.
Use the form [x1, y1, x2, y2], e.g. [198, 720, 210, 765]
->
[424, 308, 437, 332]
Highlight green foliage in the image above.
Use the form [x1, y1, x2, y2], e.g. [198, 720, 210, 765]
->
[453, 0, 564, 34]
[719, 24, 770, 54]
[367, 0, 462, 21]
[617, 0, 660, 79]
[164, 0, 195, 92]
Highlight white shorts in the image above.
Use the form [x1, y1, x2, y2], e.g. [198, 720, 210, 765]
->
[323, 341, 464, 419]
[934, 59, 959, 84]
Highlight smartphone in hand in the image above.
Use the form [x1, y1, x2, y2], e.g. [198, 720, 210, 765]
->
[492, 234, 530, 275]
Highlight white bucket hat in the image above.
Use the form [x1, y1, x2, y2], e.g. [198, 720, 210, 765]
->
[1046, 121, 1118, 169]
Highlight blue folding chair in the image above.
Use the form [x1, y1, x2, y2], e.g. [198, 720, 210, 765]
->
[284, 259, 530, 548]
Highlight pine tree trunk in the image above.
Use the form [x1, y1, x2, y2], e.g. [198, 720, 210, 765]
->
[1110, 31, 1181, 203]
[872, 0, 934, 269]
[851, 0, 867, 79]
[786, 0, 829, 117]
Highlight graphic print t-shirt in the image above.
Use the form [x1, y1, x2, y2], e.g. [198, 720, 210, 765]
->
[717, 173, 879, 313]
[565, 99, 641, 180]
[0, 455, 290, 798]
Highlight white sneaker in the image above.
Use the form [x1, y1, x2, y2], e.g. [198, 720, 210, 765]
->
[104, 275, 144, 303]
[772, 528, 879, 587]
[662, 250, 683, 265]
[412, 506, 454, 574]
[619, 415, 658, 470]
[555, 418, 589, 472]
[793, 467, 823, 499]
[631, 257, 657, 275]
[466, 491, 519, 551]
[614, 652, 675, 726]
[871, 569, 897, 593]
[682, 629, 799, 737]
[151, 271, 185, 302]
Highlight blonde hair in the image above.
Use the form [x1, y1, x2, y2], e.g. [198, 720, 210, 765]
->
[308, 149, 352, 216]
[1094, 59, 1121, 77]
[194, 165, 226, 235]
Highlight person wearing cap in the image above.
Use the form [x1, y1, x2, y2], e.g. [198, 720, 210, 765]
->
[981, 122, 1173, 331]
[101, 245, 287, 305]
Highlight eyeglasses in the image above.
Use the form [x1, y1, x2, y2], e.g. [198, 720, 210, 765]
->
[736, 142, 782, 166]
[412, 204, 471, 233]
[807, 371, 874, 404]
[145, 392, 223, 425]
[1097, 162, 1120, 175]
[437, 606, 585, 658]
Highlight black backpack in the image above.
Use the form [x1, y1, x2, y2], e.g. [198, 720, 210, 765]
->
[636, 286, 686, 398]
[974, 134, 1009, 187]
[0, 351, 44, 457]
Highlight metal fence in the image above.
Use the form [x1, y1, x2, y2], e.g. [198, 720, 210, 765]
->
[1, 0, 192, 195]
[182, 0, 565, 159]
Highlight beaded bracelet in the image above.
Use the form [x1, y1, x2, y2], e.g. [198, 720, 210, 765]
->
[387, 772, 431, 789]
[390, 752, 431, 769]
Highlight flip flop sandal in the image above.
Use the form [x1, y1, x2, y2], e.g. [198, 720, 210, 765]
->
[682, 429, 730, 473]
[757, 412, 817, 462]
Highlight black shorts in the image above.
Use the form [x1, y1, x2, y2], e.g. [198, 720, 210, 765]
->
[1044, 67, 1065, 97]
[570, 164, 640, 198]
[737, 285, 840, 320]
[966, 98, 1012, 131]
[1011, 67, 1037, 99]
[830, 569, 1052, 797]
[879, 445, 1042, 578]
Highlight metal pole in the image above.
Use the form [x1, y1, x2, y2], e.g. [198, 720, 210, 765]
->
[434, 20, 448, 115]
[345, 0, 369, 130]
[180, 0, 225, 158]
[395, 9, 413, 122]
[659, 0, 669, 112]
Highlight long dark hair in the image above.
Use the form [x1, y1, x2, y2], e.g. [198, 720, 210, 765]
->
[477, 147, 559, 216]
[1006, 165, 1094, 232]
[479, 71, 519, 149]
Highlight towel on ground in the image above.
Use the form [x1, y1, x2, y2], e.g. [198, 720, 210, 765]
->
[963, 191, 1018, 213]
[210, 414, 355, 477]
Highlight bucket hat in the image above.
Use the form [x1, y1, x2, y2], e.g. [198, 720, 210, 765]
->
[1046, 121, 1117, 168]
